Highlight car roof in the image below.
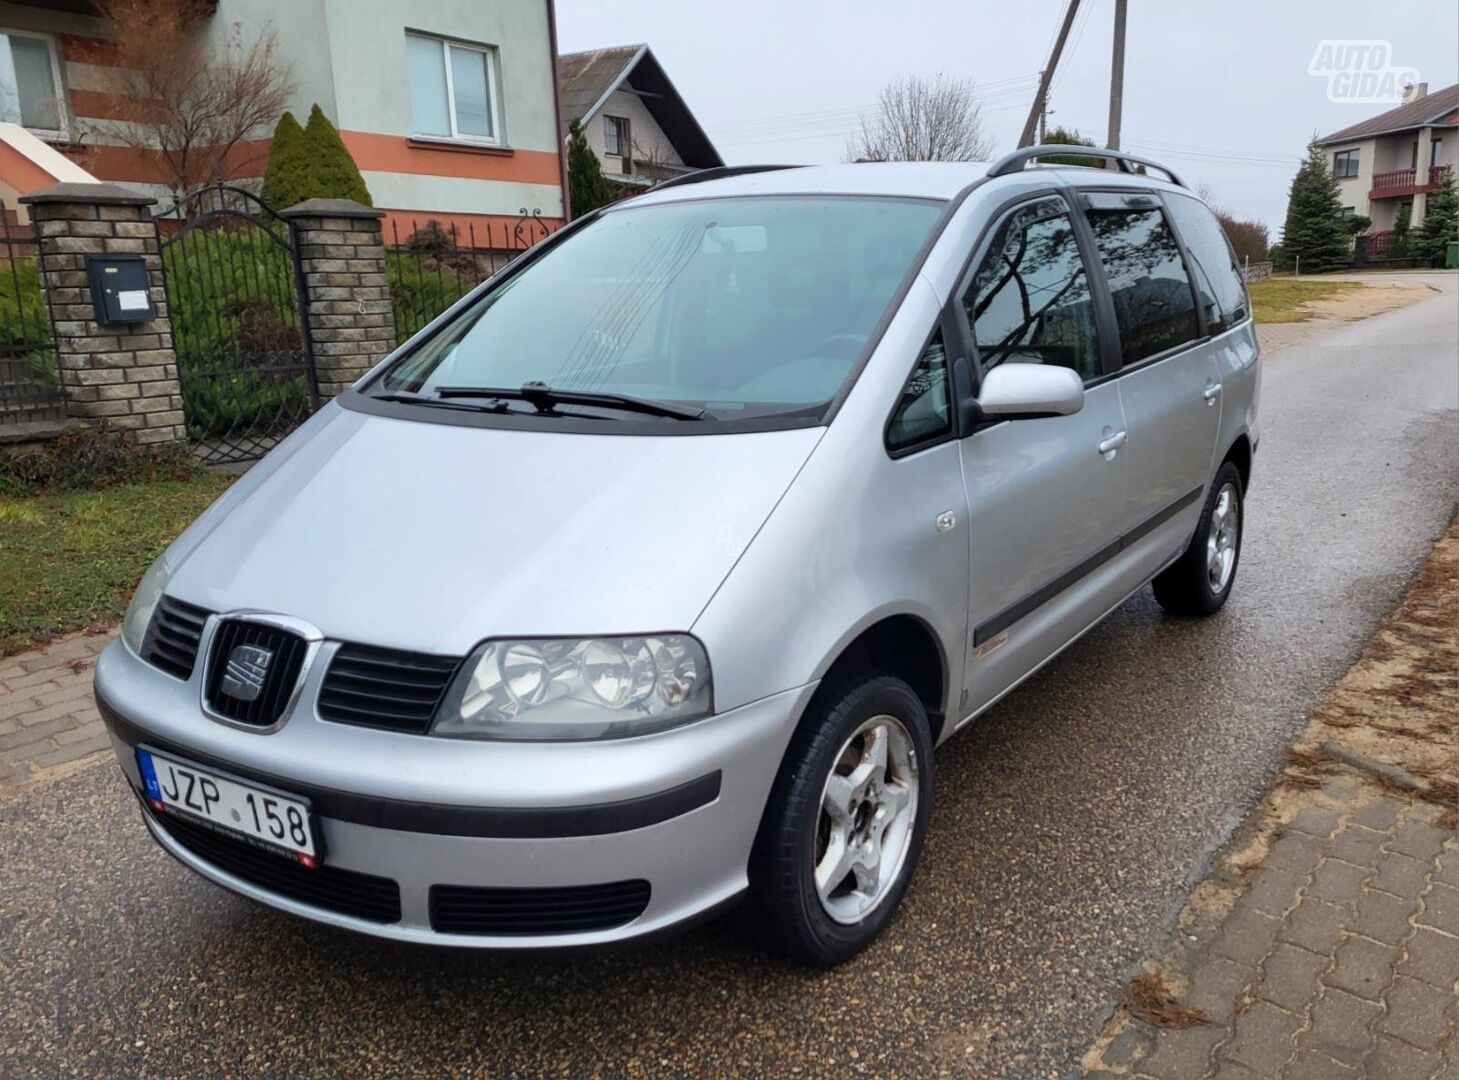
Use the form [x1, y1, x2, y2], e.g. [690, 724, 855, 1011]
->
[621, 160, 1186, 208]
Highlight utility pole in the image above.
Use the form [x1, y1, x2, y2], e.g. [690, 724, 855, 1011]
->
[1019, 0, 1082, 148]
[1037, 77, 1048, 143]
[1107, 0, 1127, 151]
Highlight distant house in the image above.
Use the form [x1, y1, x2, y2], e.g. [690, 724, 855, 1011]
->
[557, 44, 722, 191]
[1315, 82, 1458, 255]
[0, 1, 568, 248]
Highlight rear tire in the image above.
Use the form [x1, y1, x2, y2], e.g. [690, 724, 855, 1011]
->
[744, 674, 933, 967]
[1153, 461, 1244, 616]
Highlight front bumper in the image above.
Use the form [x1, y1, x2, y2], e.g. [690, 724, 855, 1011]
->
[96, 639, 813, 948]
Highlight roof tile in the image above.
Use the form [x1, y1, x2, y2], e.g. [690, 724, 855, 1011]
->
[1316, 83, 1459, 145]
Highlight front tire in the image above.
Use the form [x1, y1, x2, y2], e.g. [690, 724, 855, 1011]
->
[745, 674, 933, 966]
[1153, 461, 1244, 616]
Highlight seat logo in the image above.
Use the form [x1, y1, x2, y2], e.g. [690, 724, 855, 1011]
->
[221, 644, 273, 702]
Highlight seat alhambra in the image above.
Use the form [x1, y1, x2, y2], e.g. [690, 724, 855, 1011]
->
[97, 148, 1258, 965]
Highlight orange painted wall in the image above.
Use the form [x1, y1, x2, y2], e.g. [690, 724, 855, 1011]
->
[340, 132, 561, 187]
[0, 141, 65, 194]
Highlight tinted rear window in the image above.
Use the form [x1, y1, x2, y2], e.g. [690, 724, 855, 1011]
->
[1084, 201, 1199, 364]
[1163, 192, 1250, 332]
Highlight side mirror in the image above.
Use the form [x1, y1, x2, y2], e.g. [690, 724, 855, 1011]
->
[974, 364, 1085, 421]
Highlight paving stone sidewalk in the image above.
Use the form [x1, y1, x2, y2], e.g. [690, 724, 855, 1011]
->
[1087, 781, 1458, 1079]
[0, 631, 112, 792]
[1086, 517, 1459, 1079]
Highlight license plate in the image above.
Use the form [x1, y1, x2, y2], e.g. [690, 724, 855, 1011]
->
[137, 748, 319, 867]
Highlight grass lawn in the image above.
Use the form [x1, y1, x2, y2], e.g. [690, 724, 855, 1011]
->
[0, 472, 233, 656]
[1248, 278, 1363, 324]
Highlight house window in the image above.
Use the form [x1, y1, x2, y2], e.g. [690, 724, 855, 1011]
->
[1432, 139, 1444, 167]
[406, 33, 500, 143]
[1332, 149, 1359, 179]
[603, 115, 630, 158]
[0, 29, 64, 134]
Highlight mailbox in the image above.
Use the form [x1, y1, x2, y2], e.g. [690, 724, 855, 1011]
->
[86, 255, 155, 325]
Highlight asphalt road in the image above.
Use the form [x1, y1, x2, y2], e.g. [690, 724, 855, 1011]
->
[3, 274, 1456, 1079]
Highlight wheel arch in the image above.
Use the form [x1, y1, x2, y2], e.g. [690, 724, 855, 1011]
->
[1221, 432, 1253, 492]
[807, 613, 950, 744]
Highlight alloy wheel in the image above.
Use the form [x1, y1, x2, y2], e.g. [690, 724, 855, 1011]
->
[1206, 482, 1239, 593]
[813, 714, 920, 925]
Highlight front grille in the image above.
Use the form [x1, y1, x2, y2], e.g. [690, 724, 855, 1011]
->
[429, 880, 652, 936]
[317, 644, 460, 734]
[141, 596, 211, 679]
[204, 620, 308, 728]
[147, 802, 401, 923]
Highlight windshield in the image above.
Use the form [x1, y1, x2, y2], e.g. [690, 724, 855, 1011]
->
[376, 195, 945, 421]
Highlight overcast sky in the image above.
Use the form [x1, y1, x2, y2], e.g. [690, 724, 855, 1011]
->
[556, 0, 1459, 235]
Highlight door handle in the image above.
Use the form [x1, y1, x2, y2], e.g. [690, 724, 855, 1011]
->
[1097, 431, 1127, 456]
[1202, 382, 1223, 404]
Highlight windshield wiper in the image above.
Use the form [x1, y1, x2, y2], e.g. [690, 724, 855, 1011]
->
[371, 390, 511, 413]
[433, 381, 706, 421]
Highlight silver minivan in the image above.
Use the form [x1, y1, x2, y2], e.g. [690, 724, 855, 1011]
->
[97, 149, 1258, 965]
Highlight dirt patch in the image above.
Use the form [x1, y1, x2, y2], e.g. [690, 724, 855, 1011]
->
[1302, 523, 1459, 787]
[1121, 969, 1207, 1030]
[1254, 279, 1438, 355]
[1302, 281, 1433, 322]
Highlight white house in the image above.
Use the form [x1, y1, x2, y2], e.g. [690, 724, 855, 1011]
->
[557, 44, 722, 191]
[1314, 82, 1458, 254]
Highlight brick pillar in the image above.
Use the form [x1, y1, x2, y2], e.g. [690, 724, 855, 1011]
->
[19, 182, 185, 445]
[280, 199, 396, 400]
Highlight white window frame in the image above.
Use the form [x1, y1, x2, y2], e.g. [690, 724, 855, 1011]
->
[406, 33, 503, 146]
[0, 27, 68, 139]
[603, 115, 629, 157]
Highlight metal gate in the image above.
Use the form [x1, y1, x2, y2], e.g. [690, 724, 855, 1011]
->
[155, 184, 317, 464]
[0, 200, 64, 440]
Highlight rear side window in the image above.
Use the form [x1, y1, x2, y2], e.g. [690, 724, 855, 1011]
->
[1163, 193, 1249, 332]
[887, 330, 951, 452]
[965, 197, 1101, 382]
[1083, 199, 1199, 364]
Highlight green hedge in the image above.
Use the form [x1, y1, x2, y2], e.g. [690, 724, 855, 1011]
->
[161, 226, 311, 439]
[179, 367, 309, 440]
[0, 257, 58, 389]
[0, 257, 50, 348]
[162, 226, 301, 361]
[387, 251, 478, 340]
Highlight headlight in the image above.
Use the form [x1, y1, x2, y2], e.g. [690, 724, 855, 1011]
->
[433, 635, 712, 741]
[120, 557, 170, 655]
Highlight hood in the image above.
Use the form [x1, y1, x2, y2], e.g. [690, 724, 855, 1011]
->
[168, 407, 822, 655]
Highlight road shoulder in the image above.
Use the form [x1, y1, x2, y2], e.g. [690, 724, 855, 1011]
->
[1083, 519, 1459, 1078]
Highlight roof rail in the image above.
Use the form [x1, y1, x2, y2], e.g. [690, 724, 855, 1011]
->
[647, 164, 804, 193]
[986, 146, 1185, 188]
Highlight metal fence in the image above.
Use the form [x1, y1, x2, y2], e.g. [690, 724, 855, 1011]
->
[155, 184, 318, 466]
[0, 201, 63, 438]
[386, 212, 557, 343]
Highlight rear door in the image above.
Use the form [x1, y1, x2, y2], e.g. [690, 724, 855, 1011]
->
[1075, 190, 1219, 576]
[954, 193, 1131, 717]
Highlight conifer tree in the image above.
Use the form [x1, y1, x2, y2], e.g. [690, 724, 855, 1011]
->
[261, 111, 309, 210]
[1391, 201, 1412, 257]
[302, 104, 373, 206]
[1278, 142, 1350, 272]
[1416, 167, 1458, 265]
[567, 118, 614, 219]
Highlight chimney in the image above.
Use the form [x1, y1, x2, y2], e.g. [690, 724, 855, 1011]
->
[1402, 82, 1429, 104]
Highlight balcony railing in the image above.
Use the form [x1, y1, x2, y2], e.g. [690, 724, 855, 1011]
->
[1370, 165, 1451, 198]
